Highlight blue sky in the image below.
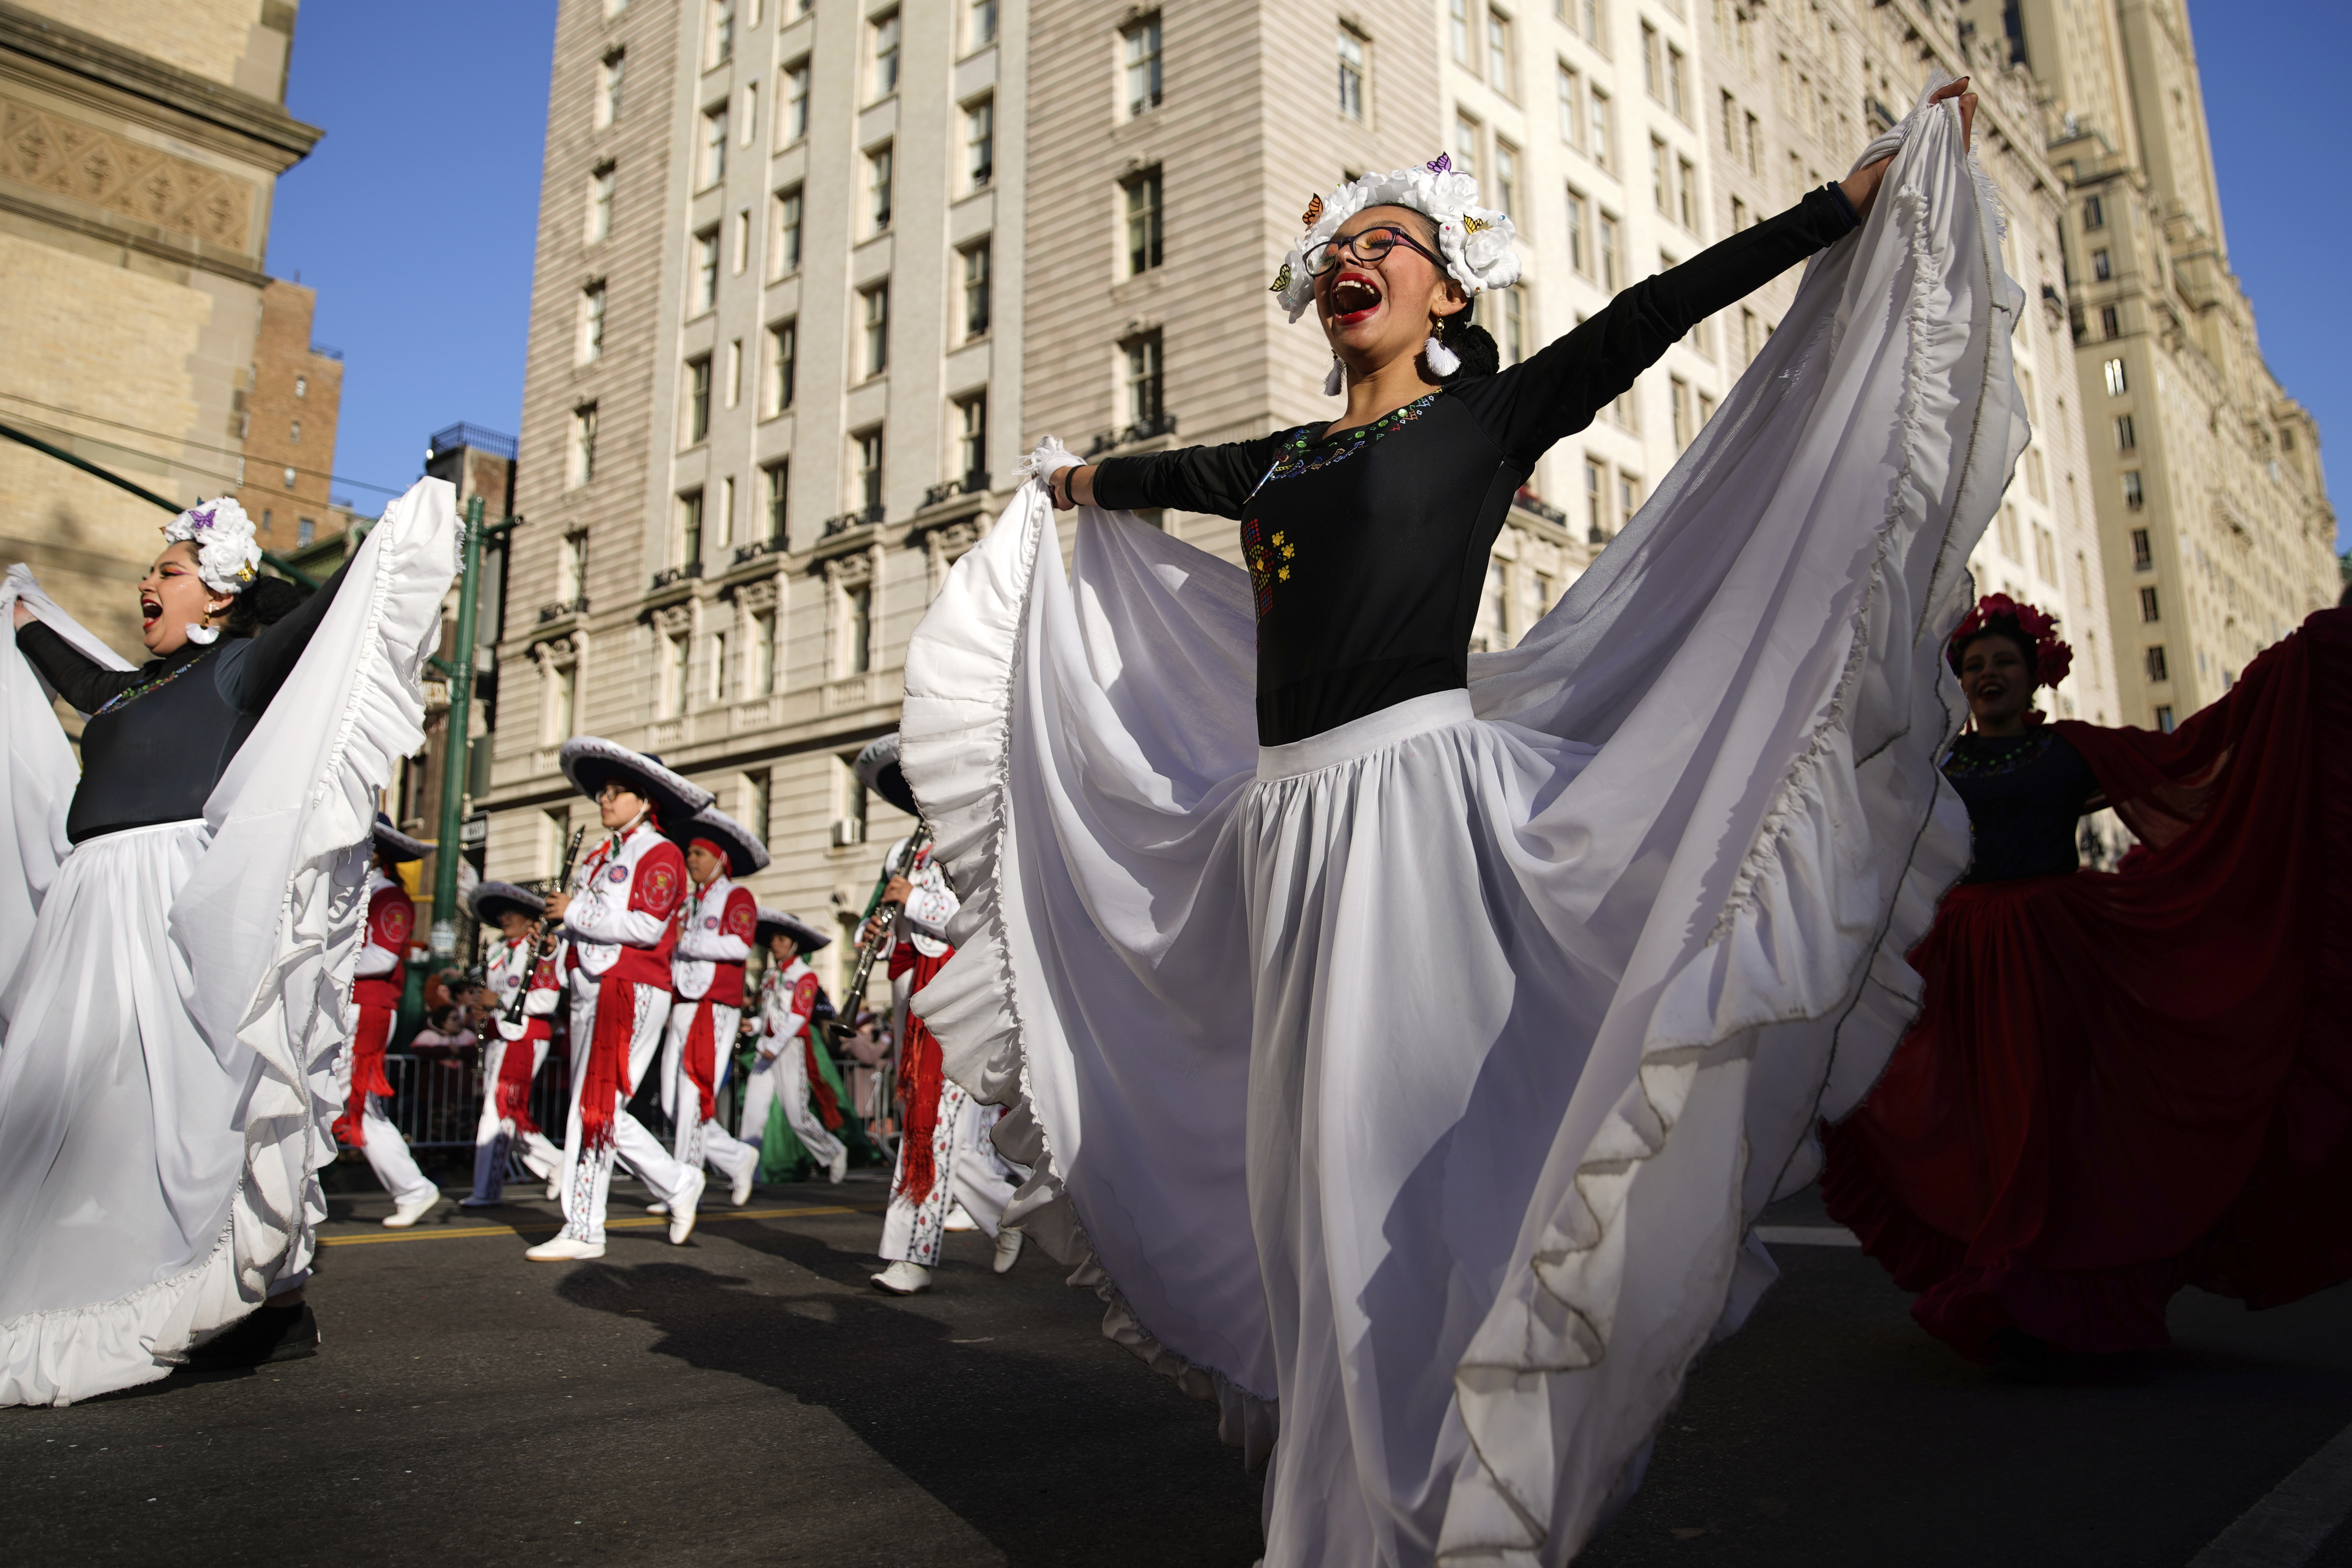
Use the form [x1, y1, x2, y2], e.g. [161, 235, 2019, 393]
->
[268, 0, 2344, 545]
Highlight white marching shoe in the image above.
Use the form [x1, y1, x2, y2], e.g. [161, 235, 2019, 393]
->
[993, 1228, 1025, 1274]
[667, 1168, 706, 1245]
[524, 1235, 606, 1261]
[870, 1261, 932, 1295]
[383, 1191, 443, 1229]
[826, 1145, 849, 1185]
[943, 1204, 979, 1233]
[646, 1201, 670, 1215]
[731, 1162, 758, 1206]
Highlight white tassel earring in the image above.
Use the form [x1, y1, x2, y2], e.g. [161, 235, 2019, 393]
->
[184, 622, 220, 645]
[1323, 356, 1345, 396]
[1423, 321, 1461, 378]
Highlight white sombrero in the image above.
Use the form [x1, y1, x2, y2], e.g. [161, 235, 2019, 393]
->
[558, 736, 713, 829]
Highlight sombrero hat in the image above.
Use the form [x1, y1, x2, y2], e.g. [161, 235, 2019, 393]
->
[673, 805, 772, 879]
[371, 812, 430, 862]
[754, 907, 832, 953]
[467, 880, 545, 926]
[558, 736, 713, 828]
[851, 731, 917, 817]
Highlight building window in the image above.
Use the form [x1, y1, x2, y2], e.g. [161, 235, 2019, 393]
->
[1650, 137, 1668, 213]
[1588, 88, 1612, 170]
[1698, 390, 1716, 428]
[965, 97, 994, 189]
[569, 403, 597, 487]
[1598, 211, 1620, 290]
[859, 284, 890, 379]
[296, 518, 315, 547]
[783, 60, 810, 144]
[677, 489, 705, 569]
[770, 319, 797, 411]
[686, 355, 711, 442]
[968, 0, 998, 50]
[1125, 15, 1163, 118]
[844, 584, 873, 675]
[2092, 248, 2112, 282]
[1996, 503, 2021, 560]
[717, 475, 735, 548]
[2034, 523, 2058, 584]
[774, 186, 803, 275]
[709, 0, 735, 64]
[702, 103, 729, 186]
[588, 162, 616, 241]
[1499, 285, 1525, 364]
[289, 419, 301, 444]
[1585, 456, 1606, 541]
[2122, 469, 2144, 510]
[1677, 156, 1697, 230]
[750, 610, 777, 695]
[763, 459, 788, 544]
[2102, 357, 2128, 396]
[870, 9, 901, 99]
[1641, 21, 1661, 97]
[961, 241, 991, 339]
[1494, 140, 1519, 222]
[2144, 644, 2168, 684]
[867, 143, 894, 232]
[1564, 186, 1588, 275]
[956, 391, 988, 483]
[1666, 45, 1687, 119]
[2130, 526, 2153, 570]
[1744, 111, 1761, 174]
[1449, 0, 1470, 63]
[560, 531, 588, 602]
[1577, 0, 1602, 47]
[1670, 375, 1692, 449]
[579, 282, 606, 362]
[662, 629, 690, 717]
[2083, 194, 2105, 230]
[732, 208, 750, 274]
[549, 664, 577, 744]
[2100, 304, 2120, 339]
[1558, 63, 1581, 144]
[2139, 585, 2161, 622]
[2155, 704, 2175, 732]
[1617, 471, 1642, 525]
[294, 375, 307, 399]
[1124, 332, 1164, 425]
[1486, 8, 1514, 95]
[851, 431, 887, 521]
[692, 227, 719, 314]
[2115, 414, 2136, 451]
[599, 50, 625, 128]
[1124, 168, 1163, 274]
[710, 625, 732, 702]
[1339, 29, 1367, 120]
[741, 80, 757, 146]
[1455, 113, 1480, 179]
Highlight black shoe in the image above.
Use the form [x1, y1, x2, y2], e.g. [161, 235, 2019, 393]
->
[181, 1302, 320, 1371]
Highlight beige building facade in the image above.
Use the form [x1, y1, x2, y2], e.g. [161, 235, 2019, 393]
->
[1981, 0, 2334, 728]
[230, 276, 344, 551]
[0, 0, 319, 651]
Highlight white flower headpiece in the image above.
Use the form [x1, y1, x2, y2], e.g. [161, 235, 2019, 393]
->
[1269, 154, 1521, 322]
[161, 498, 262, 596]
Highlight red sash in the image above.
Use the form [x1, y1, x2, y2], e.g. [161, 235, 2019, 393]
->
[334, 1003, 396, 1147]
[580, 978, 644, 1152]
[681, 997, 720, 1124]
[493, 1031, 543, 1135]
[889, 945, 952, 1204]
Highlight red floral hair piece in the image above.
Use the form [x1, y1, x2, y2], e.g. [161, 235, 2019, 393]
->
[1947, 592, 2073, 688]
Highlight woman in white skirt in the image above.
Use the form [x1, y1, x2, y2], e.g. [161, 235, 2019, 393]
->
[0, 484, 454, 1405]
[903, 84, 2007, 1562]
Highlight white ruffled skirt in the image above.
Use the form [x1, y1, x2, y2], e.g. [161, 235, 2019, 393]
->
[0, 479, 455, 1407]
[904, 96, 2013, 1563]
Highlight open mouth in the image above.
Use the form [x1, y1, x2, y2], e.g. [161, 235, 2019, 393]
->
[140, 596, 160, 627]
[1328, 271, 1382, 324]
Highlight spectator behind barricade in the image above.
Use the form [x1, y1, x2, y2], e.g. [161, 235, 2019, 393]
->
[841, 1008, 892, 1130]
[409, 1005, 477, 1062]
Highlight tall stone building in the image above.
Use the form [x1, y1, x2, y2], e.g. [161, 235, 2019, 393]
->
[1977, 0, 2335, 729]
[482, 0, 1029, 979]
[1696, 0, 2120, 724]
[231, 276, 344, 551]
[0, 0, 320, 650]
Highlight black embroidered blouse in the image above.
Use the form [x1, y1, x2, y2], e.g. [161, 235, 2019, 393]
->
[1093, 184, 1860, 745]
[1943, 729, 2101, 884]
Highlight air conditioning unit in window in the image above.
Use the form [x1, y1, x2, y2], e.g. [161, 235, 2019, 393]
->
[831, 817, 866, 849]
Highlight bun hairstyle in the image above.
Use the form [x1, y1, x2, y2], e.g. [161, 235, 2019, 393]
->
[223, 574, 309, 638]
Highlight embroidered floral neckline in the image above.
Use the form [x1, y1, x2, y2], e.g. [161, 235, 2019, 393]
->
[89, 646, 214, 719]
[1943, 728, 2055, 779]
[1252, 392, 1438, 496]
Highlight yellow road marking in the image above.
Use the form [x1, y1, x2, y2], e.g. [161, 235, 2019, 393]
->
[318, 1203, 877, 1247]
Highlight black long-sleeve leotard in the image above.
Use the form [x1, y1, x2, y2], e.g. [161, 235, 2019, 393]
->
[1093, 184, 1860, 745]
[17, 559, 351, 842]
[1942, 729, 2102, 884]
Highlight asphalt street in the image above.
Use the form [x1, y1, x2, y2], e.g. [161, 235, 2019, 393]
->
[5, 1169, 2350, 1567]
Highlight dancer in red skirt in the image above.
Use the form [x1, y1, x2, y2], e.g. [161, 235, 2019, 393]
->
[1822, 593, 2352, 1362]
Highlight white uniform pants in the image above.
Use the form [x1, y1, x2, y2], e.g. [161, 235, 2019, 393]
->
[557, 975, 692, 1243]
[660, 999, 759, 1183]
[738, 1035, 844, 1172]
[879, 1083, 1016, 1266]
[474, 1035, 564, 1176]
[361, 1094, 438, 1208]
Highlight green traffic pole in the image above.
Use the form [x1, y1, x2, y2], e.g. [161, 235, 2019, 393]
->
[428, 494, 486, 964]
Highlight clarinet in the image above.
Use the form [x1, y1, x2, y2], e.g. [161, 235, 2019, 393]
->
[503, 826, 585, 1027]
[824, 822, 933, 1044]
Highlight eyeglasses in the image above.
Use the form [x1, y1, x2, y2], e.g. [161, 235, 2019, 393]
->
[595, 783, 633, 803]
[1306, 224, 1449, 279]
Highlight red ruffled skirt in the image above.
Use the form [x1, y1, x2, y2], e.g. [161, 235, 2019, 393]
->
[1822, 610, 2352, 1360]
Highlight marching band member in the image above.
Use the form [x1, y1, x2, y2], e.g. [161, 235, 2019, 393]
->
[656, 806, 769, 1207]
[461, 880, 566, 1208]
[855, 734, 1022, 1296]
[0, 482, 454, 1403]
[734, 909, 849, 1188]
[332, 816, 443, 1229]
[525, 739, 710, 1261]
